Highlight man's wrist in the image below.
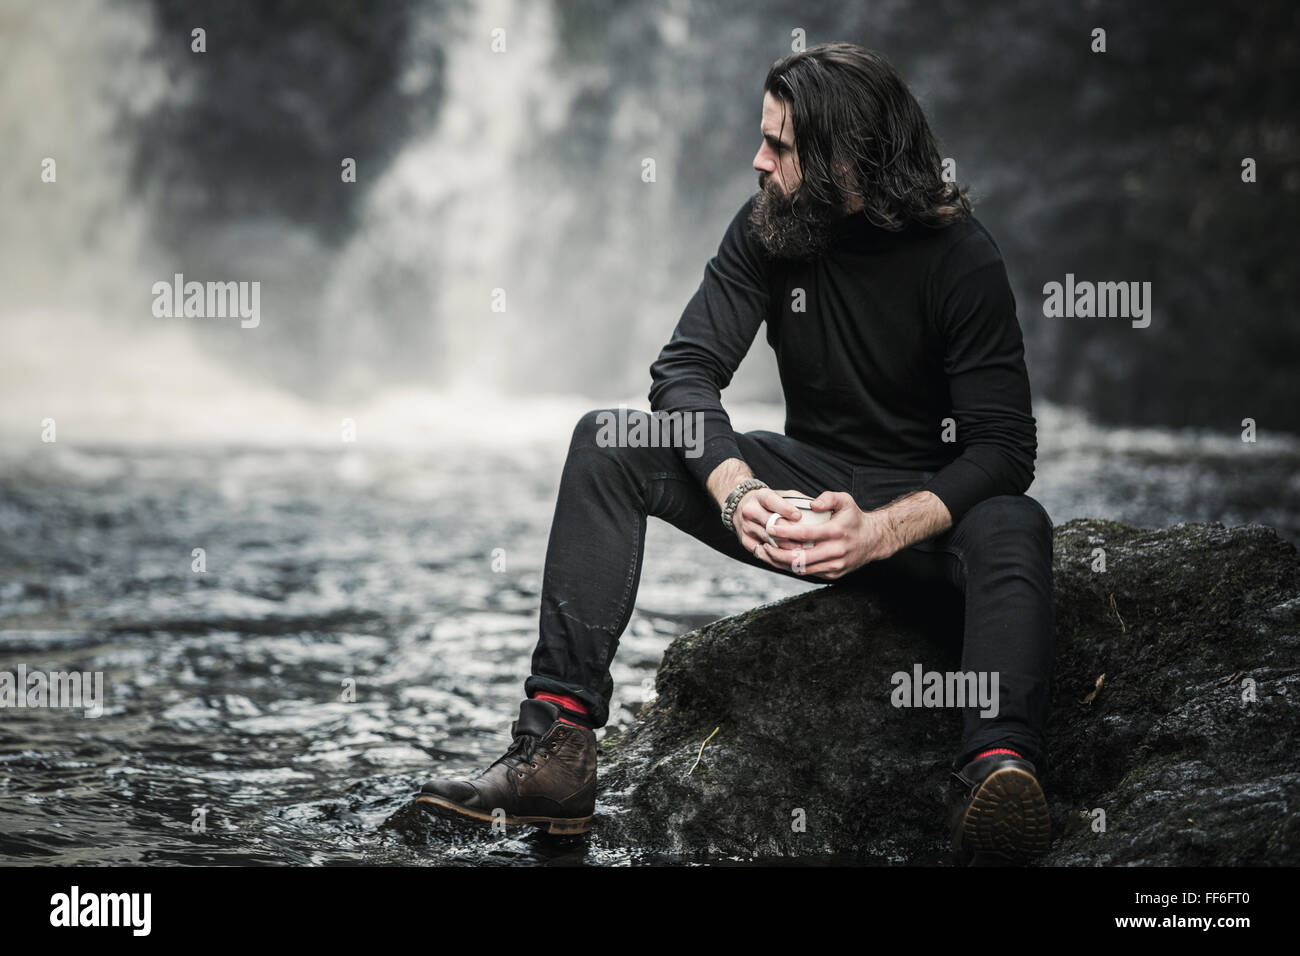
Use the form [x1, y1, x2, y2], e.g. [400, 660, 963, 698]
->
[720, 478, 768, 532]
[876, 490, 952, 553]
[706, 457, 755, 511]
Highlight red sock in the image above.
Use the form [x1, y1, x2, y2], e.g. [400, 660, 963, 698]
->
[532, 691, 591, 728]
[975, 748, 1023, 760]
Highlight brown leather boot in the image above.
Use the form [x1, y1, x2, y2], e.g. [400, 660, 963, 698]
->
[947, 752, 1051, 865]
[416, 698, 597, 835]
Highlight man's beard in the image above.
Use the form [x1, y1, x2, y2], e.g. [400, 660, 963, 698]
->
[746, 175, 840, 261]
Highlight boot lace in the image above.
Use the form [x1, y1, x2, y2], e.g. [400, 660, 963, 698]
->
[488, 730, 541, 772]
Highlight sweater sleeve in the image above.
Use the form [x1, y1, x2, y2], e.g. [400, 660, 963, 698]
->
[647, 196, 770, 487]
[920, 229, 1038, 525]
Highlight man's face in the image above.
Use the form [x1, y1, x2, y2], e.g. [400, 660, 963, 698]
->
[753, 91, 801, 197]
[747, 90, 841, 261]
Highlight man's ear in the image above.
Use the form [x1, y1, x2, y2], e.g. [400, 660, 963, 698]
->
[831, 156, 854, 185]
[831, 157, 863, 206]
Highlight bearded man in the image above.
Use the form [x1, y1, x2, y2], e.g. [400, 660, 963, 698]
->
[418, 41, 1056, 865]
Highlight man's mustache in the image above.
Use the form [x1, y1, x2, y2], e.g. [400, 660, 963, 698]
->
[758, 173, 787, 197]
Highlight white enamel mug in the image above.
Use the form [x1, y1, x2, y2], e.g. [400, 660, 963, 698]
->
[774, 494, 831, 548]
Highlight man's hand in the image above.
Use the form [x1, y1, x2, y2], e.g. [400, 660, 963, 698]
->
[706, 457, 814, 571]
[763, 489, 953, 580]
[731, 486, 815, 572]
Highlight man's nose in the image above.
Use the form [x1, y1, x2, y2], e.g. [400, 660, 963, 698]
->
[753, 144, 774, 173]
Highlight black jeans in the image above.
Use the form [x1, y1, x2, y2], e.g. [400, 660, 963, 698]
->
[525, 408, 1056, 771]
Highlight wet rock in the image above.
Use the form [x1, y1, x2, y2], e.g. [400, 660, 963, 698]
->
[595, 519, 1300, 864]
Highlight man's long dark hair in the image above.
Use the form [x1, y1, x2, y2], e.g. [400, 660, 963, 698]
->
[764, 42, 971, 230]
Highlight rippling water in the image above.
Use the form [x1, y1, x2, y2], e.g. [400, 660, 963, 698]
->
[2, 400, 1297, 865]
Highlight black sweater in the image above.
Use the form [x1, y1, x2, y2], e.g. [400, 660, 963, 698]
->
[647, 193, 1037, 525]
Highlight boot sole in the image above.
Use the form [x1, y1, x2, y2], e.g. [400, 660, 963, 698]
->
[959, 766, 1051, 864]
[415, 794, 593, 835]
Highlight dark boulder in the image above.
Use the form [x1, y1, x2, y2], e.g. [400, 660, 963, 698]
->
[594, 519, 1300, 864]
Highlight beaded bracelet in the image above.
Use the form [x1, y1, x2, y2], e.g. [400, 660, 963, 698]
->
[720, 478, 769, 532]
